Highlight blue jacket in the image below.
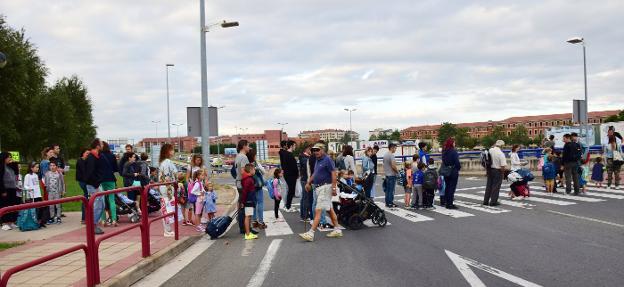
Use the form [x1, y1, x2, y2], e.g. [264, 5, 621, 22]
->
[412, 170, 424, 185]
[442, 149, 461, 176]
[542, 162, 556, 180]
[100, 152, 119, 182]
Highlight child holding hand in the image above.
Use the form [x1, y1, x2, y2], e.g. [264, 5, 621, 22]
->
[204, 181, 218, 221]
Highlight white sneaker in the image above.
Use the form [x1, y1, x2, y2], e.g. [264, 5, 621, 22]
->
[10, 223, 17, 229]
[326, 230, 343, 238]
[1, 224, 11, 231]
[163, 231, 175, 237]
[299, 230, 314, 242]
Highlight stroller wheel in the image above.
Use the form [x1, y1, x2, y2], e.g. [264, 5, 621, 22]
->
[371, 215, 378, 225]
[348, 215, 364, 230]
[130, 214, 140, 223]
[376, 213, 387, 227]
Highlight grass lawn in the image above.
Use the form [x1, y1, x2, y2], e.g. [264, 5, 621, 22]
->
[61, 159, 123, 212]
[0, 241, 25, 251]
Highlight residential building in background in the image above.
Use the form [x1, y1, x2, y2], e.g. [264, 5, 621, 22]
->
[369, 128, 393, 138]
[137, 136, 199, 153]
[206, 130, 287, 156]
[400, 110, 620, 141]
[298, 129, 360, 142]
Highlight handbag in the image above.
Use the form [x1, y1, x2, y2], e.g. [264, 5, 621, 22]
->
[439, 165, 454, 177]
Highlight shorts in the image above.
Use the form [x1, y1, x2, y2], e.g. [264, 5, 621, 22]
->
[404, 186, 412, 193]
[544, 179, 554, 185]
[183, 202, 193, 209]
[314, 184, 333, 211]
[195, 200, 204, 215]
[244, 207, 254, 216]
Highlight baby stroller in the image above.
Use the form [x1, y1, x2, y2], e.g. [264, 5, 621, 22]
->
[147, 188, 161, 213]
[115, 194, 140, 223]
[337, 175, 387, 230]
[508, 168, 534, 198]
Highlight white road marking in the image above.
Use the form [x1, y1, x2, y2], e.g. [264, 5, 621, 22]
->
[464, 177, 481, 181]
[430, 206, 475, 218]
[241, 239, 255, 257]
[546, 210, 624, 228]
[455, 186, 487, 191]
[379, 205, 435, 223]
[528, 187, 605, 202]
[445, 250, 543, 287]
[363, 219, 392, 227]
[453, 200, 511, 214]
[455, 193, 535, 209]
[531, 182, 624, 195]
[246, 239, 283, 287]
[477, 191, 576, 206]
[132, 237, 215, 287]
[580, 191, 624, 199]
[263, 211, 294, 237]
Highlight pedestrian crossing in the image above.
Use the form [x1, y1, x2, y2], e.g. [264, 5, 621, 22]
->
[245, 184, 623, 239]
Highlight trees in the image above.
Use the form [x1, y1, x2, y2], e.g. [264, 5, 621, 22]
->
[437, 122, 457, 147]
[480, 126, 508, 148]
[0, 16, 96, 159]
[605, 110, 624, 122]
[508, 125, 531, 146]
[436, 123, 478, 148]
[389, 129, 401, 141]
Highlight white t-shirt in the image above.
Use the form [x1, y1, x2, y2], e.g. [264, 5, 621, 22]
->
[23, 173, 42, 198]
[344, 155, 357, 175]
[489, 147, 508, 169]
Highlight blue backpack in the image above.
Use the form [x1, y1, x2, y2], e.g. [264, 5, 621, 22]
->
[17, 208, 40, 231]
[230, 165, 237, 179]
[265, 178, 275, 199]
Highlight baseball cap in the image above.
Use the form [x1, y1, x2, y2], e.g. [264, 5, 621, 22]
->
[311, 143, 325, 151]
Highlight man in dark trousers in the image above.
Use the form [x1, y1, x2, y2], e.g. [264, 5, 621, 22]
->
[280, 140, 299, 212]
[299, 145, 313, 221]
[562, 133, 582, 195]
[84, 138, 106, 235]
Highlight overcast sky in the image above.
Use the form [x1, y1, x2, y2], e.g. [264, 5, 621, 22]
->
[1, 0, 623, 140]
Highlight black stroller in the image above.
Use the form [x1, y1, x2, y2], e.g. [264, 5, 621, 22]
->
[115, 194, 140, 223]
[337, 175, 387, 230]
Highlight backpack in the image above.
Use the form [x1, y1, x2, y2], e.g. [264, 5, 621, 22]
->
[265, 178, 275, 199]
[397, 170, 406, 186]
[542, 163, 554, 179]
[230, 165, 237, 179]
[187, 180, 198, 204]
[480, 149, 492, 169]
[253, 169, 264, 189]
[17, 208, 40, 231]
[423, 168, 438, 190]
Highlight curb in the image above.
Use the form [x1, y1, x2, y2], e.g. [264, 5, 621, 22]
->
[100, 185, 240, 287]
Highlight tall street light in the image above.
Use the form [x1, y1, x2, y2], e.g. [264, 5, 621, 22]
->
[151, 120, 161, 138]
[210, 105, 225, 156]
[166, 64, 174, 143]
[344, 108, 357, 142]
[567, 37, 589, 147]
[200, 0, 239, 173]
[277, 122, 288, 143]
[172, 123, 184, 152]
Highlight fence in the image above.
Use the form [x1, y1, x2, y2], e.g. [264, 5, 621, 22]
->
[0, 181, 178, 287]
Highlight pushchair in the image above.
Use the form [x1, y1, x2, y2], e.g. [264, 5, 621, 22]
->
[115, 194, 140, 223]
[507, 168, 534, 198]
[337, 174, 387, 230]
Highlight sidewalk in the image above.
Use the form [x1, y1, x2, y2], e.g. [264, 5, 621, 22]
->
[0, 186, 237, 287]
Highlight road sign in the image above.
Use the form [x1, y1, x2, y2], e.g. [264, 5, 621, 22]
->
[573, 99, 587, 124]
[187, 107, 218, 137]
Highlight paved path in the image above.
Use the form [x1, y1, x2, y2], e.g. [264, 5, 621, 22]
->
[142, 177, 624, 287]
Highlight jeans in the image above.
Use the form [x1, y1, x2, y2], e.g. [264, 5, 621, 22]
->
[564, 162, 580, 194]
[237, 187, 245, 232]
[383, 176, 397, 206]
[299, 180, 313, 220]
[484, 169, 503, 205]
[444, 174, 458, 207]
[86, 185, 105, 227]
[253, 189, 264, 223]
[79, 182, 89, 221]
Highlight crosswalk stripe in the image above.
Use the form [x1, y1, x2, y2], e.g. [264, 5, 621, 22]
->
[455, 186, 487, 192]
[580, 191, 624, 199]
[453, 200, 511, 213]
[379, 205, 435, 223]
[363, 220, 392, 227]
[263, 211, 294, 237]
[527, 188, 605, 202]
[455, 193, 535, 209]
[530, 182, 624, 195]
[430, 206, 475, 218]
[476, 191, 576, 206]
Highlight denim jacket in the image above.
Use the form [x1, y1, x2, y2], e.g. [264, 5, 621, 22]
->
[361, 156, 374, 176]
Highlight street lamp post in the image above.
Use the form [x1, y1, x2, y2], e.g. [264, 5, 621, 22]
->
[209, 105, 225, 156]
[166, 64, 174, 143]
[277, 122, 288, 143]
[567, 37, 589, 147]
[172, 123, 184, 152]
[344, 108, 357, 142]
[199, 0, 238, 173]
[151, 120, 161, 138]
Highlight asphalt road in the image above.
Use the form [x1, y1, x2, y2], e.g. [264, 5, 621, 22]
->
[139, 176, 624, 287]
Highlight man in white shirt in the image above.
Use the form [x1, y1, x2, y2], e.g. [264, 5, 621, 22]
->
[483, 140, 508, 206]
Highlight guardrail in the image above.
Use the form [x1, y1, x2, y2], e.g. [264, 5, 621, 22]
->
[0, 181, 179, 286]
[0, 196, 92, 286]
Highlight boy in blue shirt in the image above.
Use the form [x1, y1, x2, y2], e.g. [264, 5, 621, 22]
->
[411, 162, 426, 210]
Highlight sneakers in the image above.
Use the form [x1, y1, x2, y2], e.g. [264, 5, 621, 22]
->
[299, 231, 315, 242]
[95, 226, 105, 235]
[10, 223, 17, 229]
[244, 233, 258, 240]
[1, 224, 11, 231]
[164, 231, 175, 237]
[47, 219, 55, 225]
[55, 217, 62, 224]
[326, 230, 343, 238]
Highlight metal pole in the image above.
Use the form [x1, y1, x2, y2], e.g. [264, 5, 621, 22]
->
[583, 44, 589, 147]
[349, 110, 352, 139]
[166, 66, 171, 142]
[199, 0, 211, 173]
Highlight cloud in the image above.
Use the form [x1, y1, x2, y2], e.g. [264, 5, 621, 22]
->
[1, 0, 622, 140]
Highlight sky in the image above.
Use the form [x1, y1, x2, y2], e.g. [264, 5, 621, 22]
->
[1, 0, 623, 141]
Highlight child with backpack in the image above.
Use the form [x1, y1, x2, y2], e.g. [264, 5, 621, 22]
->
[23, 162, 45, 229]
[411, 162, 426, 210]
[241, 163, 258, 240]
[177, 172, 192, 226]
[44, 161, 65, 224]
[422, 158, 438, 210]
[189, 169, 206, 231]
[401, 162, 412, 208]
[203, 181, 218, 221]
[591, 157, 604, 187]
[271, 168, 285, 222]
[542, 155, 557, 194]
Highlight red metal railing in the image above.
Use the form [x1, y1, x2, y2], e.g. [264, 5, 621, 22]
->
[0, 181, 179, 286]
[140, 182, 179, 257]
[0, 196, 92, 286]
